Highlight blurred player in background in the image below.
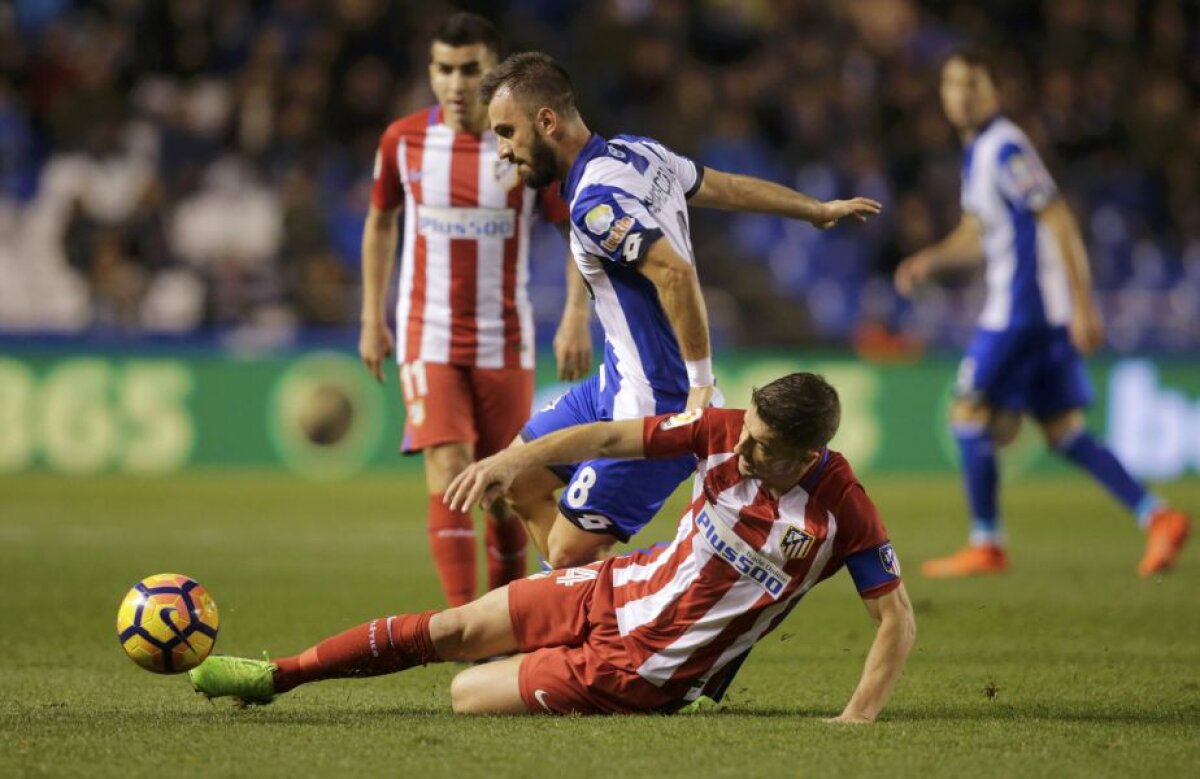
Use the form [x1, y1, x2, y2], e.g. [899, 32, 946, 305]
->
[479, 52, 882, 568]
[895, 49, 1191, 578]
[189, 373, 915, 719]
[358, 14, 593, 606]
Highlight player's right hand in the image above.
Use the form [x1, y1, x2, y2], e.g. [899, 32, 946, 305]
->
[811, 197, 883, 229]
[554, 314, 593, 381]
[444, 454, 518, 512]
[359, 319, 394, 383]
[685, 384, 716, 412]
[893, 252, 932, 298]
[1069, 305, 1105, 356]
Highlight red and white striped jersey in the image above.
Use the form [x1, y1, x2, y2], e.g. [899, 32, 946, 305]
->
[371, 106, 569, 369]
[594, 408, 901, 702]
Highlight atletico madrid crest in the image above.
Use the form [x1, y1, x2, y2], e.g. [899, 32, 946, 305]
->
[781, 525, 815, 561]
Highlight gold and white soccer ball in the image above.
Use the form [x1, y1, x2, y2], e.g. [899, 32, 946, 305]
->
[116, 573, 219, 674]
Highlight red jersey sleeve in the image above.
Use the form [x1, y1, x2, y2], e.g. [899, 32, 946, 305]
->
[370, 124, 404, 211]
[642, 408, 743, 459]
[538, 184, 570, 224]
[835, 481, 902, 598]
[836, 483, 889, 556]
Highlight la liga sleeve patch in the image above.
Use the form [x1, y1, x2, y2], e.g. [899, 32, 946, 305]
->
[659, 408, 703, 430]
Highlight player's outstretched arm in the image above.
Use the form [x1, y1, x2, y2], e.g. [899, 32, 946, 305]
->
[444, 419, 646, 511]
[554, 225, 593, 381]
[637, 239, 716, 411]
[688, 168, 882, 229]
[894, 214, 985, 297]
[359, 203, 400, 383]
[827, 582, 916, 724]
[1039, 198, 1104, 355]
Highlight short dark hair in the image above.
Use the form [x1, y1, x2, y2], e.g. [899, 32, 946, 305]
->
[944, 45, 998, 84]
[432, 12, 503, 56]
[479, 51, 578, 117]
[751, 373, 841, 454]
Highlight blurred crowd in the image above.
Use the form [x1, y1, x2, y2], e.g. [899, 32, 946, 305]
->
[0, 0, 1197, 352]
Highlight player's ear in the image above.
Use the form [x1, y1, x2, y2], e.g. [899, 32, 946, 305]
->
[535, 106, 556, 136]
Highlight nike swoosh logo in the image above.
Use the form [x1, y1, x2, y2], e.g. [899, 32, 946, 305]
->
[159, 606, 195, 651]
[533, 689, 553, 713]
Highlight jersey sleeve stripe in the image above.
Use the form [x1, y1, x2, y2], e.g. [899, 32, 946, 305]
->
[684, 164, 704, 199]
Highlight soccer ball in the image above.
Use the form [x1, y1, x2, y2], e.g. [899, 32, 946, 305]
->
[116, 573, 219, 674]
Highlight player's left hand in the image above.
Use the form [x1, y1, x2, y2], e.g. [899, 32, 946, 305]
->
[554, 315, 593, 381]
[1069, 306, 1105, 356]
[811, 198, 883, 229]
[444, 454, 520, 512]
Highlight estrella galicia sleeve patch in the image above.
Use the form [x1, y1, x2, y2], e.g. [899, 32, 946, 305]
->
[845, 541, 902, 595]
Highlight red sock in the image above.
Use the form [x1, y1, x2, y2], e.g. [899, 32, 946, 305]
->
[273, 611, 440, 693]
[486, 510, 528, 590]
[427, 495, 476, 607]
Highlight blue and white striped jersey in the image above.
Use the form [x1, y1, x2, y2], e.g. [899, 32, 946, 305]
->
[562, 133, 704, 419]
[961, 116, 1070, 331]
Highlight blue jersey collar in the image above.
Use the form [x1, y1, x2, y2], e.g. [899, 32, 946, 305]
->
[800, 447, 830, 492]
[965, 113, 1003, 153]
[562, 133, 608, 201]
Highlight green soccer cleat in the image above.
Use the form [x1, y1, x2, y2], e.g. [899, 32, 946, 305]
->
[188, 655, 278, 706]
[677, 695, 723, 715]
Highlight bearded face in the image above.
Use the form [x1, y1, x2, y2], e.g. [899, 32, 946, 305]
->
[518, 131, 559, 189]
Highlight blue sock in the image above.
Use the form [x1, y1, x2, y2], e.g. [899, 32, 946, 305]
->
[954, 423, 1002, 546]
[1055, 428, 1161, 529]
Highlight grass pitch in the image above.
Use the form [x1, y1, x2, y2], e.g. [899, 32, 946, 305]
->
[1, 470, 1198, 778]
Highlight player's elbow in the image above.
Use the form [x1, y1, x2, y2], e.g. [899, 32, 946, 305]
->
[646, 257, 695, 294]
[364, 206, 399, 233]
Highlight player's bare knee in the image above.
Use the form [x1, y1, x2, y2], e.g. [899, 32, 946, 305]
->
[547, 535, 611, 569]
[1039, 409, 1085, 448]
[546, 545, 588, 569]
[988, 411, 1022, 447]
[506, 468, 557, 511]
[425, 443, 474, 493]
[429, 609, 469, 661]
[949, 398, 990, 427]
[449, 670, 482, 714]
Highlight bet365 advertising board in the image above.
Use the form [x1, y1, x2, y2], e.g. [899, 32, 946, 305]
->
[1, 349, 1196, 480]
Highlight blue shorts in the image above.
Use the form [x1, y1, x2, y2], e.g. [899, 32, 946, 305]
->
[520, 375, 695, 543]
[956, 326, 1093, 419]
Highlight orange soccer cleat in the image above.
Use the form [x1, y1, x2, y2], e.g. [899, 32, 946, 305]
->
[1138, 508, 1192, 578]
[920, 545, 1009, 578]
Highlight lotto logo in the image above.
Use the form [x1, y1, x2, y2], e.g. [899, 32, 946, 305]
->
[574, 513, 612, 531]
[622, 233, 643, 262]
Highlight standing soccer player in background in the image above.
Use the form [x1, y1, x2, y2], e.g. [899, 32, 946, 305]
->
[358, 14, 593, 606]
[895, 49, 1191, 578]
[480, 52, 881, 569]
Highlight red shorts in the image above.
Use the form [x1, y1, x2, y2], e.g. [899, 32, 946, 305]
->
[507, 562, 681, 715]
[398, 361, 533, 457]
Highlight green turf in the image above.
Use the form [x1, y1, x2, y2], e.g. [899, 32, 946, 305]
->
[1, 471, 1197, 777]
